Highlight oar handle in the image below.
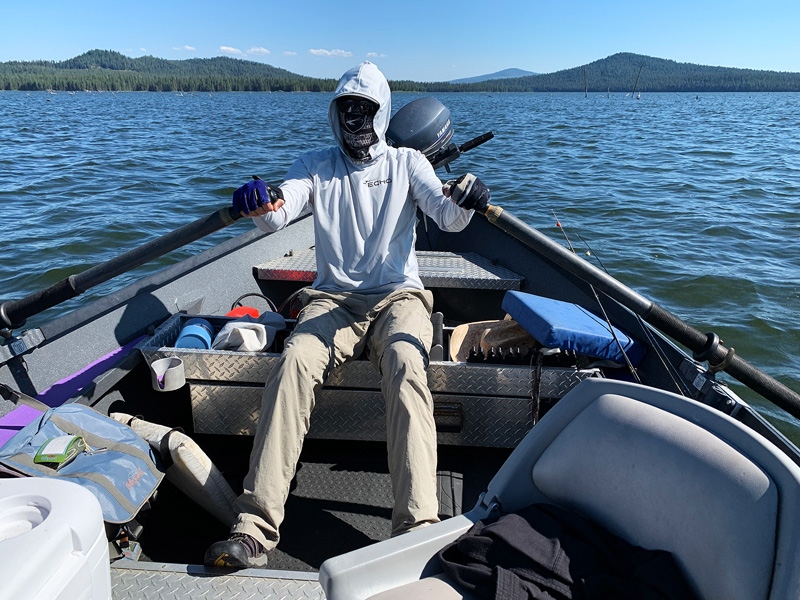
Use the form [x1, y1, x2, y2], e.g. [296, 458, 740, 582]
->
[645, 304, 800, 415]
[479, 203, 800, 419]
[0, 206, 244, 330]
[459, 132, 494, 154]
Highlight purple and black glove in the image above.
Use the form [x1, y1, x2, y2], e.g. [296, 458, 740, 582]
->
[232, 177, 283, 214]
[445, 173, 491, 213]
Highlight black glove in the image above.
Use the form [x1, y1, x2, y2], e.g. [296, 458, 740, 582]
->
[445, 173, 491, 212]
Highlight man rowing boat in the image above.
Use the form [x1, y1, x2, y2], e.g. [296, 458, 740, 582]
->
[205, 61, 491, 568]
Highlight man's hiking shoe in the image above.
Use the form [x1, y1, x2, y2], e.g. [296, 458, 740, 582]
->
[204, 533, 268, 569]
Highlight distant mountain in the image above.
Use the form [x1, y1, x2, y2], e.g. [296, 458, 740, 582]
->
[450, 68, 538, 84]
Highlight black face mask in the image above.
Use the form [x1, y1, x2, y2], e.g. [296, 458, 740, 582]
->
[337, 97, 379, 161]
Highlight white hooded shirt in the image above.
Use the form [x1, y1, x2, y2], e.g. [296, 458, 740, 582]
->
[252, 62, 473, 294]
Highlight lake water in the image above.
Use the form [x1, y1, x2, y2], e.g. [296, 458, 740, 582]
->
[1, 90, 799, 433]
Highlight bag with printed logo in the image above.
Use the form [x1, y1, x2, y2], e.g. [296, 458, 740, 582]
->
[0, 388, 164, 526]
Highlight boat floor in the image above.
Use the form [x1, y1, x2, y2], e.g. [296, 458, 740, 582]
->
[112, 435, 510, 597]
[111, 562, 324, 600]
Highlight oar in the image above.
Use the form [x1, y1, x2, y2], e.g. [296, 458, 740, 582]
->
[0, 206, 244, 330]
[477, 203, 800, 420]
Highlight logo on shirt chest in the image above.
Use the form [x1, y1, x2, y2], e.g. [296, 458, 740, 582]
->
[364, 178, 392, 188]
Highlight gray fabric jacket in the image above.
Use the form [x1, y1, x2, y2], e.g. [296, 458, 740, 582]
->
[252, 61, 472, 293]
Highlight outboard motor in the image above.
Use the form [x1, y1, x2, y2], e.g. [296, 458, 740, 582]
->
[387, 98, 454, 162]
[387, 98, 493, 172]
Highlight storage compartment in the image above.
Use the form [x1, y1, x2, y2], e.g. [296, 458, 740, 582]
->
[140, 314, 600, 448]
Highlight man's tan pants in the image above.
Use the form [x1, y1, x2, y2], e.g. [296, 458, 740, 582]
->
[231, 288, 440, 551]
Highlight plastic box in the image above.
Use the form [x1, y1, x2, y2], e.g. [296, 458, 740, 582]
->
[0, 478, 110, 600]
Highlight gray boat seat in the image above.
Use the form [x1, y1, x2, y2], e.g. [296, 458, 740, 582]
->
[320, 378, 800, 600]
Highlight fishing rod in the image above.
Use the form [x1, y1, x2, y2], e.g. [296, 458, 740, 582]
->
[560, 220, 696, 399]
[475, 201, 800, 420]
[551, 211, 641, 384]
[0, 206, 246, 331]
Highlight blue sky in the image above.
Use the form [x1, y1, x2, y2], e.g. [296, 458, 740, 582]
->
[2, 0, 799, 81]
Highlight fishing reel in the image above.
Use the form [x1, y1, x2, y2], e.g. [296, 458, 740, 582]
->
[386, 97, 493, 172]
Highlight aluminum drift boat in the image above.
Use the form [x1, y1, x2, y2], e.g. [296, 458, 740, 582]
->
[2, 100, 800, 600]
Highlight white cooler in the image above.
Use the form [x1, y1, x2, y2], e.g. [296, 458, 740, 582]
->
[0, 477, 111, 600]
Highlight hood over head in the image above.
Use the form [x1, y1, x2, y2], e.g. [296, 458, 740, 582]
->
[329, 61, 391, 164]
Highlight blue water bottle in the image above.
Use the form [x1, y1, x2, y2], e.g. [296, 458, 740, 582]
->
[175, 318, 213, 349]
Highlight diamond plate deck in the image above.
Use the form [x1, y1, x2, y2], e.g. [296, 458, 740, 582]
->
[189, 386, 537, 447]
[141, 346, 588, 397]
[111, 563, 323, 600]
[140, 314, 598, 447]
[254, 249, 523, 290]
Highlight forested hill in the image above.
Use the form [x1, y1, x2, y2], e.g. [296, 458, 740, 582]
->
[0, 49, 336, 92]
[419, 53, 800, 93]
[2, 50, 799, 92]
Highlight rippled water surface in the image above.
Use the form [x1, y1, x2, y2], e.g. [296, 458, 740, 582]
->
[1, 90, 799, 429]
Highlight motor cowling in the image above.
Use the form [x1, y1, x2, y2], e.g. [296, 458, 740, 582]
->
[386, 97, 454, 160]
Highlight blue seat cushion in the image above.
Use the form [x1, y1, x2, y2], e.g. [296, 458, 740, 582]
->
[501, 291, 645, 366]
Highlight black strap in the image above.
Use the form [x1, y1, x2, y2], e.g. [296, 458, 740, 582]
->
[159, 430, 175, 470]
[126, 415, 180, 471]
[0, 382, 50, 413]
[531, 351, 543, 424]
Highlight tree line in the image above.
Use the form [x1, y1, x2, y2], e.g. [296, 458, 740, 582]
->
[2, 50, 799, 93]
[0, 50, 336, 92]
[0, 71, 334, 92]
